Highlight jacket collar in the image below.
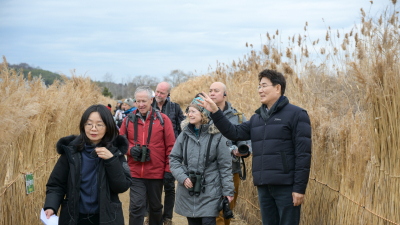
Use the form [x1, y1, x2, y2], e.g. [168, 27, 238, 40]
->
[255, 96, 289, 115]
[56, 135, 129, 155]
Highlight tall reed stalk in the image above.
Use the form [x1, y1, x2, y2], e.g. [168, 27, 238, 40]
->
[172, 2, 400, 224]
[0, 57, 114, 225]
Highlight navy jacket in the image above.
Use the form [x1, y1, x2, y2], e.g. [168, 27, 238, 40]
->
[210, 96, 311, 194]
[44, 135, 132, 225]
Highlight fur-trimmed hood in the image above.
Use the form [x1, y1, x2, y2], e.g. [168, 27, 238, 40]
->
[56, 135, 129, 155]
[180, 119, 220, 134]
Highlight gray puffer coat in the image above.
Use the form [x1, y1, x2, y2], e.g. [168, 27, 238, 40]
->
[169, 123, 234, 218]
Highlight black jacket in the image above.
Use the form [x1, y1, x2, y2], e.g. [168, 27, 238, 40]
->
[44, 135, 132, 225]
[210, 96, 311, 194]
[153, 98, 185, 139]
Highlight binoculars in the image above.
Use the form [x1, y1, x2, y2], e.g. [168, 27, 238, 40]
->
[132, 144, 150, 162]
[188, 171, 203, 197]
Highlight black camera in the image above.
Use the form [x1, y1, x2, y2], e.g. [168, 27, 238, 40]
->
[218, 197, 234, 219]
[237, 142, 249, 155]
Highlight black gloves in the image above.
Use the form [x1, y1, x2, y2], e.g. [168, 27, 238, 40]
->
[130, 146, 142, 161]
[163, 172, 175, 184]
[130, 145, 151, 162]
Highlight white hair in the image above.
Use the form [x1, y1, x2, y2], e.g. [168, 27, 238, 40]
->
[134, 86, 153, 100]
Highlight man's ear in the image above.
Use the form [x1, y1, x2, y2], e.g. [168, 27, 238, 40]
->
[275, 84, 282, 95]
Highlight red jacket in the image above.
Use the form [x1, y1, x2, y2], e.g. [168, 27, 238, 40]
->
[119, 108, 175, 179]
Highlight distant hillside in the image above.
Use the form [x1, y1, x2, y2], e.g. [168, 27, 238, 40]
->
[8, 63, 63, 86]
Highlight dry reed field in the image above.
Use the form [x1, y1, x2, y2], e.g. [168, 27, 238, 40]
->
[1, 1, 400, 225]
[0, 57, 115, 225]
[171, 2, 400, 224]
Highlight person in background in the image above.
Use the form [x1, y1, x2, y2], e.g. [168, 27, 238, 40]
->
[43, 104, 132, 225]
[123, 98, 136, 117]
[198, 69, 312, 225]
[115, 100, 124, 128]
[151, 81, 185, 225]
[119, 86, 175, 225]
[169, 95, 234, 225]
[207, 82, 252, 225]
[115, 100, 122, 114]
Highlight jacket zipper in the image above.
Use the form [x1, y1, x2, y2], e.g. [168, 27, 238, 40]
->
[141, 122, 145, 178]
[187, 126, 201, 217]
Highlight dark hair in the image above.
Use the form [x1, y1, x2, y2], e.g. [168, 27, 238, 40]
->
[258, 69, 286, 95]
[77, 104, 119, 151]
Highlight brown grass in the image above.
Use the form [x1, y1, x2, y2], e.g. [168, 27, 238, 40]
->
[171, 3, 400, 225]
[0, 57, 114, 225]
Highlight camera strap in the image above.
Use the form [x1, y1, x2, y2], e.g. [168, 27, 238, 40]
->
[240, 157, 247, 180]
[133, 109, 155, 146]
[183, 134, 214, 169]
[125, 109, 156, 146]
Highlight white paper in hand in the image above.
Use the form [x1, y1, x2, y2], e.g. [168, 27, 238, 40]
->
[40, 208, 59, 225]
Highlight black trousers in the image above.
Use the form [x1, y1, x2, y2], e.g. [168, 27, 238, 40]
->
[163, 178, 176, 220]
[187, 217, 216, 225]
[129, 178, 163, 225]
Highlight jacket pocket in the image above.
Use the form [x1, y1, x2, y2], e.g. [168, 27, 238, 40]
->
[279, 150, 289, 174]
[101, 201, 123, 224]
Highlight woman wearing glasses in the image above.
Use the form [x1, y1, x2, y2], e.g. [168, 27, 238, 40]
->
[43, 104, 132, 225]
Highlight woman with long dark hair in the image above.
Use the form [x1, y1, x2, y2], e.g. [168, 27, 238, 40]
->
[43, 104, 132, 225]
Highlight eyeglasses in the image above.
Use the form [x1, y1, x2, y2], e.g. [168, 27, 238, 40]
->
[84, 123, 106, 130]
[257, 84, 275, 90]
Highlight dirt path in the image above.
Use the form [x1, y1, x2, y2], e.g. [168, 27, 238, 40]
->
[119, 188, 247, 225]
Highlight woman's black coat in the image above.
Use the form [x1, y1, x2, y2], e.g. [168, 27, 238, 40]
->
[44, 135, 132, 225]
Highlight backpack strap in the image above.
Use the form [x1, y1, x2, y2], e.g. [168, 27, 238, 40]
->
[154, 108, 164, 128]
[233, 111, 243, 124]
[125, 113, 137, 141]
[165, 100, 171, 117]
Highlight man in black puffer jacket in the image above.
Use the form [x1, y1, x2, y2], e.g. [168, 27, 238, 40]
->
[198, 69, 311, 225]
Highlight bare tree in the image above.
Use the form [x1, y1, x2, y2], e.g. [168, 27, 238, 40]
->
[103, 72, 114, 90]
[163, 70, 193, 87]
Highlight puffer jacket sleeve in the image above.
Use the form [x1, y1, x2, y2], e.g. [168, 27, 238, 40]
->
[216, 136, 234, 197]
[292, 110, 312, 194]
[169, 133, 188, 185]
[44, 154, 69, 214]
[210, 109, 252, 141]
[104, 154, 132, 193]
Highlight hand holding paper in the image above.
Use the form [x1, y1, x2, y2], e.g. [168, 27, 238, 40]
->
[41, 208, 58, 225]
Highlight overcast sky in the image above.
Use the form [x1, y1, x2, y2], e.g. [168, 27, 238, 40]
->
[0, 0, 386, 82]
